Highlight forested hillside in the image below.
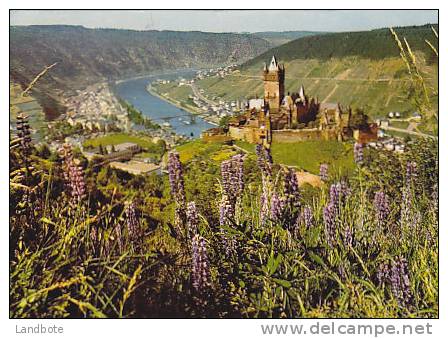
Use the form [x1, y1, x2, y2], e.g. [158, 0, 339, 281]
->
[244, 25, 438, 67]
[10, 25, 271, 94]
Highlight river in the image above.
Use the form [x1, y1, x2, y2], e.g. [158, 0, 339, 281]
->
[113, 69, 215, 138]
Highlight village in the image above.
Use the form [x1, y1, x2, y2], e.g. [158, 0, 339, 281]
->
[9, 57, 431, 178]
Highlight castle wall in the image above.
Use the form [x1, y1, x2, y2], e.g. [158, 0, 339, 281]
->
[229, 126, 264, 144]
[272, 129, 339, 143]
[202, 134, 233, 143]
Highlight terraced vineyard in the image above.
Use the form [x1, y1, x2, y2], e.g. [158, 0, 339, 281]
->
[193, 55, 437, 119]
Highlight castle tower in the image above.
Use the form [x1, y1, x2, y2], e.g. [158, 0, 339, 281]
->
[263, 56, 285, 114]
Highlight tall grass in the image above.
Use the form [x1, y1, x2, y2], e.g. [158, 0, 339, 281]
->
[10, 117, 438, 317]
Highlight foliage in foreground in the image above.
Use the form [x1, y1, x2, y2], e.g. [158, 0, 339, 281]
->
[10, 114, 438, 318]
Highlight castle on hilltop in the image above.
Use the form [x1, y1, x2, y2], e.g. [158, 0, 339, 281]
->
[202, 56, 377, 146]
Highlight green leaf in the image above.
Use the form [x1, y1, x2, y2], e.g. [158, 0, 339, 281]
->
[273, 278, 291, 288]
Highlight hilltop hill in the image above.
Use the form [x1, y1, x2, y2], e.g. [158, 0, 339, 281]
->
[250, 30, 326, 46]
[190, 24, 438, 121]
[244, 25, 438, 68]
[10, 25, 271, 113]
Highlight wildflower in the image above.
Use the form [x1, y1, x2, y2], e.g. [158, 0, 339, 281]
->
[167, 151, 185, 205]
[221, 160, 232, 198]
[191, 235, 211, 292]
[270, 192, 285, 223]
[374, 191, 390, 228]
[256, 144, 273, 177]
[329, 182, 350, 207]
[323, 202, 337, 248]
[319, 163, 329, 182]
[400, 185, 411, 229]
[219, 195, 236, 256]
[259, 187, 269, 225]
[389, 256, 412, 307]
[377, 261, 390, 285]
[343, 224, 353, 246]
[354, 143, 364, 165]
[125, 201, 140, 242]
[16, 113, 32, 169]
[59, 143, 86, 204]
[302, 205, 314, 229]
[186, 201, 199, 237]
[234, 154, 245, 197]
[284, 168, 301, 210]
[221, 154, 245, 204]
[405, 161, 418, 183]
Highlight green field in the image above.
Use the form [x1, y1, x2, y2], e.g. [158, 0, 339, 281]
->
[83, 133, 156, 149]
[175, 139, 238, 163]
[154, 82, 194, 103]
[236, 140, 355, 176]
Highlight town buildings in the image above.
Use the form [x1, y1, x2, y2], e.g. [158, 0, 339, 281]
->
[203, 56, 378, 147]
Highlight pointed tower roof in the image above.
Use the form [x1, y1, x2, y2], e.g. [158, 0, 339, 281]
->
[268, 55, 278, 71]
[263, 62, 268, 72]
[299, 85, 306, 101]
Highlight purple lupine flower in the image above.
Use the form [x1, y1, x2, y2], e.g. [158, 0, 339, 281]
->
[329, 182, 350, 207]
[186, 201, 199, 238]
[168, 151, 186, 235]
[270, 192, 285, 223]
[343, 224, 353, 246]
[409, 210, 422, 229]
[284, 168, 301, 210]
[167, 151, 185, 205]
[256, 144, 273, 177]
[302, 205, 314, 229]
[374, 191, 390, 228]
[59, 143, 86, 204]
[264, 147, 273, 166]
[219, 195, 236, 256]
[405, 161, 418, 183]
[234, 154, 245, 197]
[377, 261, 390, 285]
[221, 160, 232, 197]
[389, 256, 412, 307]
[354, 143, 364, 165]
[329, 184, 340, 205]
[323, 202, 337, 248]
[400, 185, 411, 229]
[259, 188, 269, 225]
[191, 235, 211, 292]
[125, 201, 140, 242]
[219, 194, 234, 228]
[220, 154, 245, 204]
[16, 113, 33, 167]
[319, 163, 329, 182]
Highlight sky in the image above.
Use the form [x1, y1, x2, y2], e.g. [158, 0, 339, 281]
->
[10, 10, 438, 33]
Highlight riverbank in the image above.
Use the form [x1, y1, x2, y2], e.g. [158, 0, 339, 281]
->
[114, 68, 198, 85]
[146, 84, 219, 126]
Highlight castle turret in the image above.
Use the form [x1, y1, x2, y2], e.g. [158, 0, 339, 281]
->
[263, 55, 285, 114]
[299, 85, 306, 102]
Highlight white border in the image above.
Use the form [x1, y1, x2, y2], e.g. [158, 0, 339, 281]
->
[2, 2, 444, 337]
